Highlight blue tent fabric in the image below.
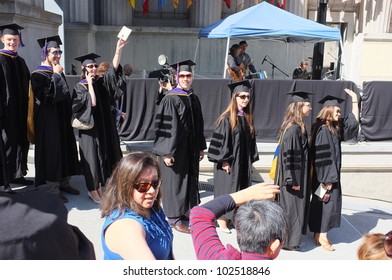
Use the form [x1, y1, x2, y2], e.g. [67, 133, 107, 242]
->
[199, 2, 341, 43]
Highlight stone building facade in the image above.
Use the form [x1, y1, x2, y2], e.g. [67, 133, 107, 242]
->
[1, 0, 391, 85]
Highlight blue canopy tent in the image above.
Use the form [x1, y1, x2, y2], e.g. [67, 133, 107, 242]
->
[195, 2, 342, 78]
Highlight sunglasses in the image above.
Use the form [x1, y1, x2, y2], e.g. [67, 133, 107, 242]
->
[133, 179, 162, 193]
[384, 231, 392, 257]
[51, 50, 63, 55]
[179, 74, 192, 79]
[237, 95, 250, 100]
[86, 64, 98, 69]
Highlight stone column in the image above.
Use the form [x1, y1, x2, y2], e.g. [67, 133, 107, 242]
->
[60, 0, 90, 24]
[190, 0, 222, 28]
[287, 0, 308, 18]
[100, 0, 133, 26]
[362, 0, 392, 33]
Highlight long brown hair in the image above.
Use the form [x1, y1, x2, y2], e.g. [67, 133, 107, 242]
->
[100, 152, 162, 218]
[280, 102, 308, 135]
[314, 106, 341, 136]
[216, 92, 255, 137]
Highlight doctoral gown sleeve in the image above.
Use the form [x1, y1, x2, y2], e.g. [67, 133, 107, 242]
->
[72, 83, 93, 124]
[207, 117, 234, 164]
[342, 112, 359, 141]
[250, 130, 259, 163]
[105, 65, 124, 101]
[193, 95, 207, 151]
[281, 125, 303, 187]
[152, 95, 179, 157]
[31, 72, 70, 105]
[313, 126, 339, 184]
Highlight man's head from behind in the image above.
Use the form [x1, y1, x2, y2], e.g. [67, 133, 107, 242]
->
[234, 200, 287, 259]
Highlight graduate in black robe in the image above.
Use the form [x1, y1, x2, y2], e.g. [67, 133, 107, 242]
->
[0, 24, 31, 192]
[308, 90, 359, 251]
[30, 35, 80, 203]
[208, 80, 258, 233]
[0, 191, 95, 259]
[72, 38, 127, 203]
[152, 60, 206, 233]
[275, 91, 312, 250]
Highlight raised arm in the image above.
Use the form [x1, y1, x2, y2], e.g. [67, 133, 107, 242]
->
[344, 88, 359, 121]
[112, 38, 127, 70]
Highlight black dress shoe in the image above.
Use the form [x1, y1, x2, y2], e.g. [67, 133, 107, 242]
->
[59, 193, 68, 203]
[59, 186, 80, 195]
[171, 224, 190, 234]
[10, 177, 34, 186]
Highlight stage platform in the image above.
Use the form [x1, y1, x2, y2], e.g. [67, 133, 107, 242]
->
[27, 139, 392, 202]
[121, 140, 392, 203]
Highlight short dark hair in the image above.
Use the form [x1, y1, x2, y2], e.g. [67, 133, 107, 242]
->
[234, 200, 287, 254]
[239, 41, 248, 46]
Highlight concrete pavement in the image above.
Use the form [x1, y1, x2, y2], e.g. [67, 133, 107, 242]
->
[18, 163, 392, 260]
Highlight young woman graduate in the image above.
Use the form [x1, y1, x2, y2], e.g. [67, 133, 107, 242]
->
[207, 80, 259, 233]
[308, 89, 359, 251]
[72, 38, 127, 203]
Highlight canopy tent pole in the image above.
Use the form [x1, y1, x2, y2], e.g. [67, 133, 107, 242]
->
[194, 38, 200, 69]
[339, 39, 347, 81]
[223, 38, 230, 78]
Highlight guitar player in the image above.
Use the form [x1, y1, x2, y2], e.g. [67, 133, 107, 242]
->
[227, 43, 245, 82]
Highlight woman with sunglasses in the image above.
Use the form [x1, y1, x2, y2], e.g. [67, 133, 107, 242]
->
[207, 80, 258, 234]
[72, 38, 127, 204]
[100, 152, 174, 260]
[308, 89, 359, 251]
[357, 231, 392, 260]
[274, 91, 312, 251]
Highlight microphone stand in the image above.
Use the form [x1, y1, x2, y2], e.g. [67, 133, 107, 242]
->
[263, 57, 289, 79]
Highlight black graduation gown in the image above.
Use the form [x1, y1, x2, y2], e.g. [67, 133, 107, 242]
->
[0, 50, 30, 185]
[208, 115, 259, 220]
[152, 88, 207, 218]
[72, 67, 123, 190]
[275, 124, 309, 247]
[308, 113, 358, 233]
[30, 66, 79, 183]
[0, 191, 95, 259]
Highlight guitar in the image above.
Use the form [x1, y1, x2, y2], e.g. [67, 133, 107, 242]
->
[228, 63, 246, 82]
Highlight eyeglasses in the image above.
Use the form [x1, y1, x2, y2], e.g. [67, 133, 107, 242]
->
[133, 179, 162, 193]
[384, 231, 392, 257]
[51, 50, 63, 55]
[237, 95, 251, 100]
[86, 64, 98, 69]
[179, 74, 192, 79]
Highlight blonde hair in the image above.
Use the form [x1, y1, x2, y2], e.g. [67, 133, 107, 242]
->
[357, 233, 392, 260]
[280, 102, 307, 135]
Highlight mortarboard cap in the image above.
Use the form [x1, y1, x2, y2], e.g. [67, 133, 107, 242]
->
[37, 35, 62, 49]
[0, 23, 23, 36]
[287, 91, 312, 103]
[170, 59, 196, 73]
[318, 95, 345, 106]
[228, 80, 252, 95]
[74, 53, 100, 66]
[0, 23, 25, 46]
[37, 35, 62, 60]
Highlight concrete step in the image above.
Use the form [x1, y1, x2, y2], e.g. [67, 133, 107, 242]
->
[28, 140, 392, 202]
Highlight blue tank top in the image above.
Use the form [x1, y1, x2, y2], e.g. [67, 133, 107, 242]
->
[101, 207, 173, 260]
